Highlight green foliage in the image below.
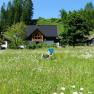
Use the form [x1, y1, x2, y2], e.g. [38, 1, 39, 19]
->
[4, 22, 25, 48]
[60, 9, 67, 20]
[59, 2, 94, 46]
[26, 42, 37, 49]
[84, 2, 94, 11]
[60, 12, 90, 46]
[0, 0, 33, 30]
[37, 18, 64, 35]
[21, 0, 33, 24]
[25, 42, 56, 49]
[78, 9, 94, 29]
[13, 0, 23, 23]
[0, 3, 7, 32]
[6, 1, 14, 26]
[1, 0, 94, 47]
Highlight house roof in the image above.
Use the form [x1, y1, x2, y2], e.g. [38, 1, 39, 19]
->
[25, 25, 57, 39]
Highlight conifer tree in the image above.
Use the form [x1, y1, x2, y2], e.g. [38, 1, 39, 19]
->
[21, 0, 33, 24]
[0, 3, 7, 31]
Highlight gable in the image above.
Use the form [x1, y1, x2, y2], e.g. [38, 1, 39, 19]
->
[31, 29, 44, 36]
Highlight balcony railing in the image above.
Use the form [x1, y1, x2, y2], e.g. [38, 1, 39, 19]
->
[32, 39, 43, 42]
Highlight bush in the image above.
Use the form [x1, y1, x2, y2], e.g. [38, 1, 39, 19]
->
[25, 42, 56, 49]
[4, 22, 25, 49]
[25, 42, 36, 49]
[8, 42, 17, 49]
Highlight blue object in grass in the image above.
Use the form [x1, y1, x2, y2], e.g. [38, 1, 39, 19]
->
[48, 48, 54, 55]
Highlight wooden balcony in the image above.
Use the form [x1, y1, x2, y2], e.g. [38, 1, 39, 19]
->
[32, 31, 43, 42]
[32, 39, 43, 42]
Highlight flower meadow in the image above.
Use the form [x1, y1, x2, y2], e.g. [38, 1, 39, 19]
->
[0, 47, 94, 94]
[53, 86, 93, 94]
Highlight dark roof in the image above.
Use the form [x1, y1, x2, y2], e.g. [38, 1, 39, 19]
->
[25, 25, 57, 39]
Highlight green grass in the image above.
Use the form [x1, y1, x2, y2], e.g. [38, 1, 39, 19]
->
[0, 47, 94, 94]
[37, 18, 64, 35]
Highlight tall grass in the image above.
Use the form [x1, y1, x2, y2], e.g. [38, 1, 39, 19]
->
[0, 47, 94, 94]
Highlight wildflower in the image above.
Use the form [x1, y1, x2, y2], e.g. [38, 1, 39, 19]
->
[60, 92, 64, 94]
[79, 92, 83, 94]
[17, 88, 19, 92]
[88, 92, 92, 94]
[53, 92, 57, 94]
[71, 85, 76, 89]
[81, 52, 92, 59]
[80, 88, 84, 91]
[61, 87, 65, 91]
[73, 92, 78, 94]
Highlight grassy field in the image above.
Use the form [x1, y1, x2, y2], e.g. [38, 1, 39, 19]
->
[0, 47, 94, 94]
[36, 18, 64, 35]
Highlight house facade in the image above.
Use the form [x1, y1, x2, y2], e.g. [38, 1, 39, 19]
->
[25, 25, 59, 44]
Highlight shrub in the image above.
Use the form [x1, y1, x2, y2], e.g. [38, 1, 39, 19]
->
[25, 42, 56, 49]
[4, 22, 25, 49]
[25, 42, 37, 49]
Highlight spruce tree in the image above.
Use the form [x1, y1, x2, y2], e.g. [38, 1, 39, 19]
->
[84, 2, 94, 11]
[13, 0, 23, 23]
[21, 0, 33, 24]
[0, 3, 7, 32]
[6, 1, 14, 25]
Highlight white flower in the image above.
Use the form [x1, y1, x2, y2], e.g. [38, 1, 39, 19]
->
[61, 87, 65, 91]
[60, 92, 64, 94]
[79, 92, 83, 94]
[80, 88, 84, 91]
[81, 52, 92, 59]
[53, 92, 57, 94]
[88, 92, 92, 94]
[73, 92, 78, 94]
[71, 85, 76, 89]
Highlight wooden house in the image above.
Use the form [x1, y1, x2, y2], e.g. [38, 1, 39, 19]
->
[25, 25, 59, 44]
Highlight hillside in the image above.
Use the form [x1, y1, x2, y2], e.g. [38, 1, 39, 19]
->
[36, 18, 64, 35]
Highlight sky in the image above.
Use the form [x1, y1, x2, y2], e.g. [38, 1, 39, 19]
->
[0, 0, 94, 19]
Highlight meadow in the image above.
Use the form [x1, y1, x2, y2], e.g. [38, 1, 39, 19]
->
[0, 47, 94, 94]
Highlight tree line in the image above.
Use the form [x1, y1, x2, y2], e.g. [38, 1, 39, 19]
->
[0, 0, 33, 32]
[60, 2, 94, 46]
[0, 1, 94, 48]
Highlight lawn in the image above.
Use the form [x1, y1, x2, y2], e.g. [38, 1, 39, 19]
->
[0, 47, 94, 94]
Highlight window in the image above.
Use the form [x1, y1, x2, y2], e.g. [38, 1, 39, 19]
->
[32, 31, 43, 41]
